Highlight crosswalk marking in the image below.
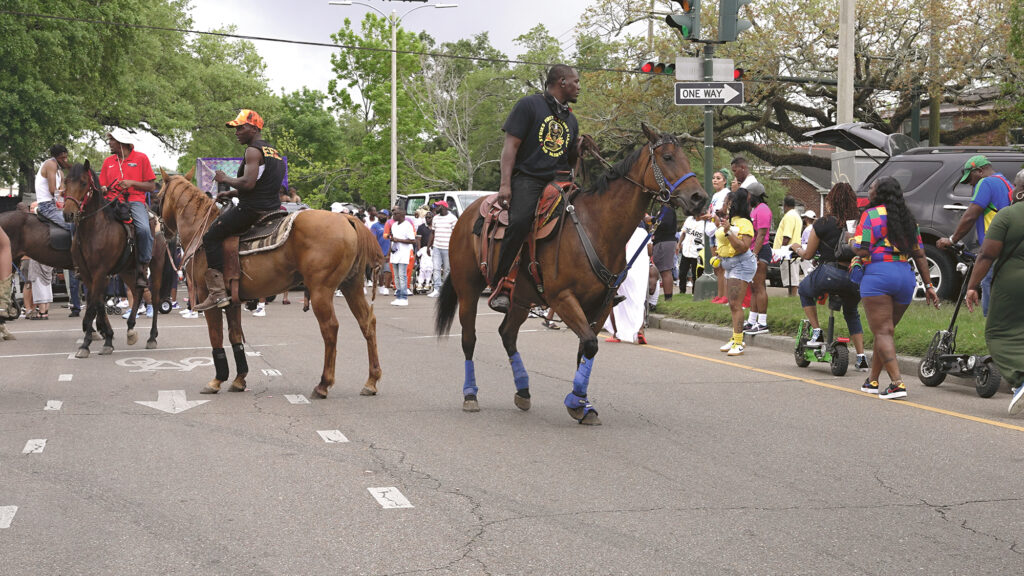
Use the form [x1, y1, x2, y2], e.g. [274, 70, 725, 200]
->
[317, 430, 349, 443]
[22, 439, 46, 454]
[368, 487, 413, 509]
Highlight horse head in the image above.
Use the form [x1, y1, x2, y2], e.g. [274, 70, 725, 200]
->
[63, 160, 100, 222]
[638, 123, 707, 217]
[157, 166, 195, 238]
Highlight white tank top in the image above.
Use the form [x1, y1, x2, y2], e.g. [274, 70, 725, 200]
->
[34, 159, 63, 203]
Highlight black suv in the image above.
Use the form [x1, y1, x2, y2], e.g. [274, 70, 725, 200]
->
[807, 123, 1024, 300]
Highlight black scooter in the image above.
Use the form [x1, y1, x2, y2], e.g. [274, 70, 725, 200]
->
[917, 244, 1002, 397]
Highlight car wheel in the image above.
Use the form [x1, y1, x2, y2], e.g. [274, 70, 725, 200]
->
[916, 244, 955, 301]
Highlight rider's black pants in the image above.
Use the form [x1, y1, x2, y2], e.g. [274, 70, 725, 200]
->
[494, 174, 547, 282]
[203, 205, 261, 272]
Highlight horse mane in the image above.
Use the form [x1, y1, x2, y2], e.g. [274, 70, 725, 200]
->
[166, 174, 216, 217]
[68, 163, 104, 212]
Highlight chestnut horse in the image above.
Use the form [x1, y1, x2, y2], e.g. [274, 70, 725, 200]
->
[435, 124, 707, 425]
[158, 169, 384, 399]
[62, 161, 169, 357]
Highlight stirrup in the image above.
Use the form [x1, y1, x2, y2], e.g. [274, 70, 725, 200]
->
[488, 276, 515, 313]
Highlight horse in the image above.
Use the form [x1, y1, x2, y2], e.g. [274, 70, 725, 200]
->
[62, 161, 169, 357]
[434, 123, 708, 425]
[157, 168, 384, 399]
[0, 206, 76, 272]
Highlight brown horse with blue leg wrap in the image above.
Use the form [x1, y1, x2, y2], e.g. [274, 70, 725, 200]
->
[435, 124, 707, 425]
[157, 168, 384, 399]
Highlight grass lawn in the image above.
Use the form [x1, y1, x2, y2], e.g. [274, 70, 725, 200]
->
[655, 292, 990, 358]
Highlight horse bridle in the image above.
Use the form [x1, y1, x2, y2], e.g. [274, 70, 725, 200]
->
[63, 171, 113, 224]
[590, 136, 696, 207]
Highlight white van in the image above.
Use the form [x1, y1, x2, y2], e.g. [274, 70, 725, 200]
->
[397, 191, 493, 218]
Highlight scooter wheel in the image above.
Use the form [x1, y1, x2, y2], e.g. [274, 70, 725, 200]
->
[158, 299, 173, 315]
[830, 344, 849, 376]
[794, 343, 811, 368]
[975, 359, 1002, 398]
[918, 334, 947, 387]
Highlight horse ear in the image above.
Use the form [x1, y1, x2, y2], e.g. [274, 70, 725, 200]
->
[641, 123, 659, 144]
[83, 159, 90, 172]
[160, 168, 169, 182]
[184, 166, 195, 182]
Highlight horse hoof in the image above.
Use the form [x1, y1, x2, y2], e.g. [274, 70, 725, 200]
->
[311, 387, 328, 399]
[579, 412, 602, 426]
[199, 386, 219, 395]
[126, 331, 138, 346]
[514, 393, 531, 411]
[229, 378, 246, 392]
[359, 386, 377, 396]
[463, 398, 480, 412]
[145, 340, 157, 350]
[75, 348, 90, 359]
[566, 406, 585, 421]
[100, 346, 113, 355]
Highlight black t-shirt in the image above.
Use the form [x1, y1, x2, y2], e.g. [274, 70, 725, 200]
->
[237, 138, 285, 211]
[417, 223, 432, 247]
[813, 215, 844, 264]
[502, 93, 579, 180]
[653, 206, 678, 244]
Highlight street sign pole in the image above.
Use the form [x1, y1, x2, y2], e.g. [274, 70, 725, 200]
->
[693, 42, 718, 301]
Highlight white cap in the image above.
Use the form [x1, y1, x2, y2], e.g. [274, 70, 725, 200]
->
[803, 210, 816, 219]
[106, 127, 135, 146]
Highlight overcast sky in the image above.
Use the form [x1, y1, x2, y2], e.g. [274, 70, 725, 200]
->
[145, 0, 597, 166]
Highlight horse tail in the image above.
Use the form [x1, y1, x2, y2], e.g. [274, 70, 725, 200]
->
[434, 276, 458, 337]
[345, 215, 384, 284]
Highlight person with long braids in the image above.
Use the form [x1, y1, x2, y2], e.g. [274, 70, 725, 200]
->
[711, 188, 756, 356]
[853, 177, 939, 399]
[789, 183, 869, 370]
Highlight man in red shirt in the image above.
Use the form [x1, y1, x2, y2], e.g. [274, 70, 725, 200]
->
[98, 128, 156, 287]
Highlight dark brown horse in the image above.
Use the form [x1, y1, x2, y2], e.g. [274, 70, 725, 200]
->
[158, 169, 384, 399]
[62, 161, 168, 357]
[0, 206, 76, 271]
[435, 124, 707, 425]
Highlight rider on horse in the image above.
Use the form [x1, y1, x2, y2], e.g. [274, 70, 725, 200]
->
[35, 144, 73, 233]
[489, 64, 584, 313]
[194, 109, 285, 311]
[99, 128, 156, 287]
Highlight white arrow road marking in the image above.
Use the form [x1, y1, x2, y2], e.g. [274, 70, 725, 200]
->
[262, 369, 282, 376]
[721, 84, 739, 102]
[368, 487, 413, 509]
[44, 401, 62, 411]
[22, 439, 46, 454]
[245, 350, 262, 357]
[135, 390, 210, 414]
[58, 374, 72, 382]
[317, 430, 349, 443]
[0, 506, 17, 529]
[285, 394, 310, 405]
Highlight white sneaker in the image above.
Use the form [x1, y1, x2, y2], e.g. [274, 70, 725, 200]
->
[116, 298, 129, 309]
[720, 340, 735, 352]
[727, 343, 745, 356]
[379, 287, 389, 295]
[390, 298, 401, 306]
[252, 305, 266, 317]
[182, 310, 199, 319]
[1010, 385, 1024, 415]
[427, 290, 440, 298]
[334, 290, 343, 297]
[395, 299, 408, 306]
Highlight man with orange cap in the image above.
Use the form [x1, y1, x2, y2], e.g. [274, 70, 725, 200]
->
[194, 109, 285, 311]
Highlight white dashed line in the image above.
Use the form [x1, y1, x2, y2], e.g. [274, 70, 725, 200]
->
[262, 369, 282, 376]
[22, 439, 46, 454]
[0, 506, 17, 529]
[44, 401, 63, 411]
[284, 395, 310, 405]
[58, 374, 73, 382]
[317, 430, 349, 443]
[368, 487, 413, 509]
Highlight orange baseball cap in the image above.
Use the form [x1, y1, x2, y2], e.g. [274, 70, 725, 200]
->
[226, 109, 264, 130]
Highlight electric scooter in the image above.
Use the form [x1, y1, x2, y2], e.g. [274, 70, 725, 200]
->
[917, 243, 1002, 397]
[794, 293, 849, 376]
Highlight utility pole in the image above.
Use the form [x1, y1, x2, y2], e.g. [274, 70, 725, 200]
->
[837, 0, 854, 124]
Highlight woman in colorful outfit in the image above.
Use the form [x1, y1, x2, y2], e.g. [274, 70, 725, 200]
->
[853, 177, 939, 399]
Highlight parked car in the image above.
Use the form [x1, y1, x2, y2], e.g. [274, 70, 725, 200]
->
[397, 191, 493, 218]
[806, 123, 1024, 300]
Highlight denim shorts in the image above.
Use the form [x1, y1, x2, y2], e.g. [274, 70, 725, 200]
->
[757, 243, 772, 264]
[721, 250, 757, 282]
[860, 261, 916, 305]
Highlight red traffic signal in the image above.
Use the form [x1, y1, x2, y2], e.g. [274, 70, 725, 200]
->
[640, 62, 676, 75]
[733, 67, 745, 80]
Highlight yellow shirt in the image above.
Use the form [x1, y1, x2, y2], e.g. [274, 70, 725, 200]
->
[715, 217, 754, 258]
[774, 209, 803, 249]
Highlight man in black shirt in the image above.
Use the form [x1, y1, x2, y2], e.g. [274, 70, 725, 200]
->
[649, 205, 679, 308]
[196, 109, 285, 311]
[489, 64, 583, 313]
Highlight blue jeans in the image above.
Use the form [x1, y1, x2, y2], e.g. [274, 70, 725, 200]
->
[37, 200, 72, 232]
[394, 263, 408, 299]
[128, 201, 153, 263]
[797, 262, 863, 335]
[432, 247, 450, 288]
[981, 266, 994, 317]
[66, 269, 81, 312]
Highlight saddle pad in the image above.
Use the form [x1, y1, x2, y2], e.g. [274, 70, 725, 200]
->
[48, 223, 72, 252]
[240, 212, 299, 256]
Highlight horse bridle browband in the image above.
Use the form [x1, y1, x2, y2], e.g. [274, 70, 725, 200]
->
[590, 137, 696, 207]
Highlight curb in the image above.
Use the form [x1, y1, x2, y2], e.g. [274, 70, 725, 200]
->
[647, 313, 949, 387]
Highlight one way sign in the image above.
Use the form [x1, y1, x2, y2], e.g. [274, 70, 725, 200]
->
[674, 82, 745, 106]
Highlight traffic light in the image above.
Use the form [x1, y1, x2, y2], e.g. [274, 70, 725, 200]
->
[640, 62, 676, 75]
[666, 0, 701, 41]
[733, 67, 745, 80]
[718, 0, 753, 42]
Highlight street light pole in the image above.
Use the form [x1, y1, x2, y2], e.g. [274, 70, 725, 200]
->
[329, 1, 458, 208]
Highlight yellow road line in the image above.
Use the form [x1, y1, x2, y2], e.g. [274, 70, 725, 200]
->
[645, 344, 1024, 434]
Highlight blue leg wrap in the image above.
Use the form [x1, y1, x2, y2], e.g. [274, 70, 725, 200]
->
[510, 352, 529, 391]
[463, 360, 478, 397]
[572, 356, 594, 397]
[563, 391, 597, 419]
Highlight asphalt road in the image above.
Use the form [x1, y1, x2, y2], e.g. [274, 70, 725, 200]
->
[1, 293, 1022, 575]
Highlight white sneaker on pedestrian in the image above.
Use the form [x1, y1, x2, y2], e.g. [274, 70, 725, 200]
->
[390, 298, 401, 306]
[727, 343, 745, 356]
[252, 305, 266, 317]
[182, 310, 199, 319]
[720, 340, 735, 352]
[427, 290, 440, 298]
[1010, 385, 1024, 415]
[379, 287, 389, 295]
[395, 299, 408, 307]
[116, 298, 129, 309]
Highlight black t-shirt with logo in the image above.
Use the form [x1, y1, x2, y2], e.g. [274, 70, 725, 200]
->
[653, 206, 678, 244]
[236, 138, 286, 211]
[502, 93, 579, 180]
